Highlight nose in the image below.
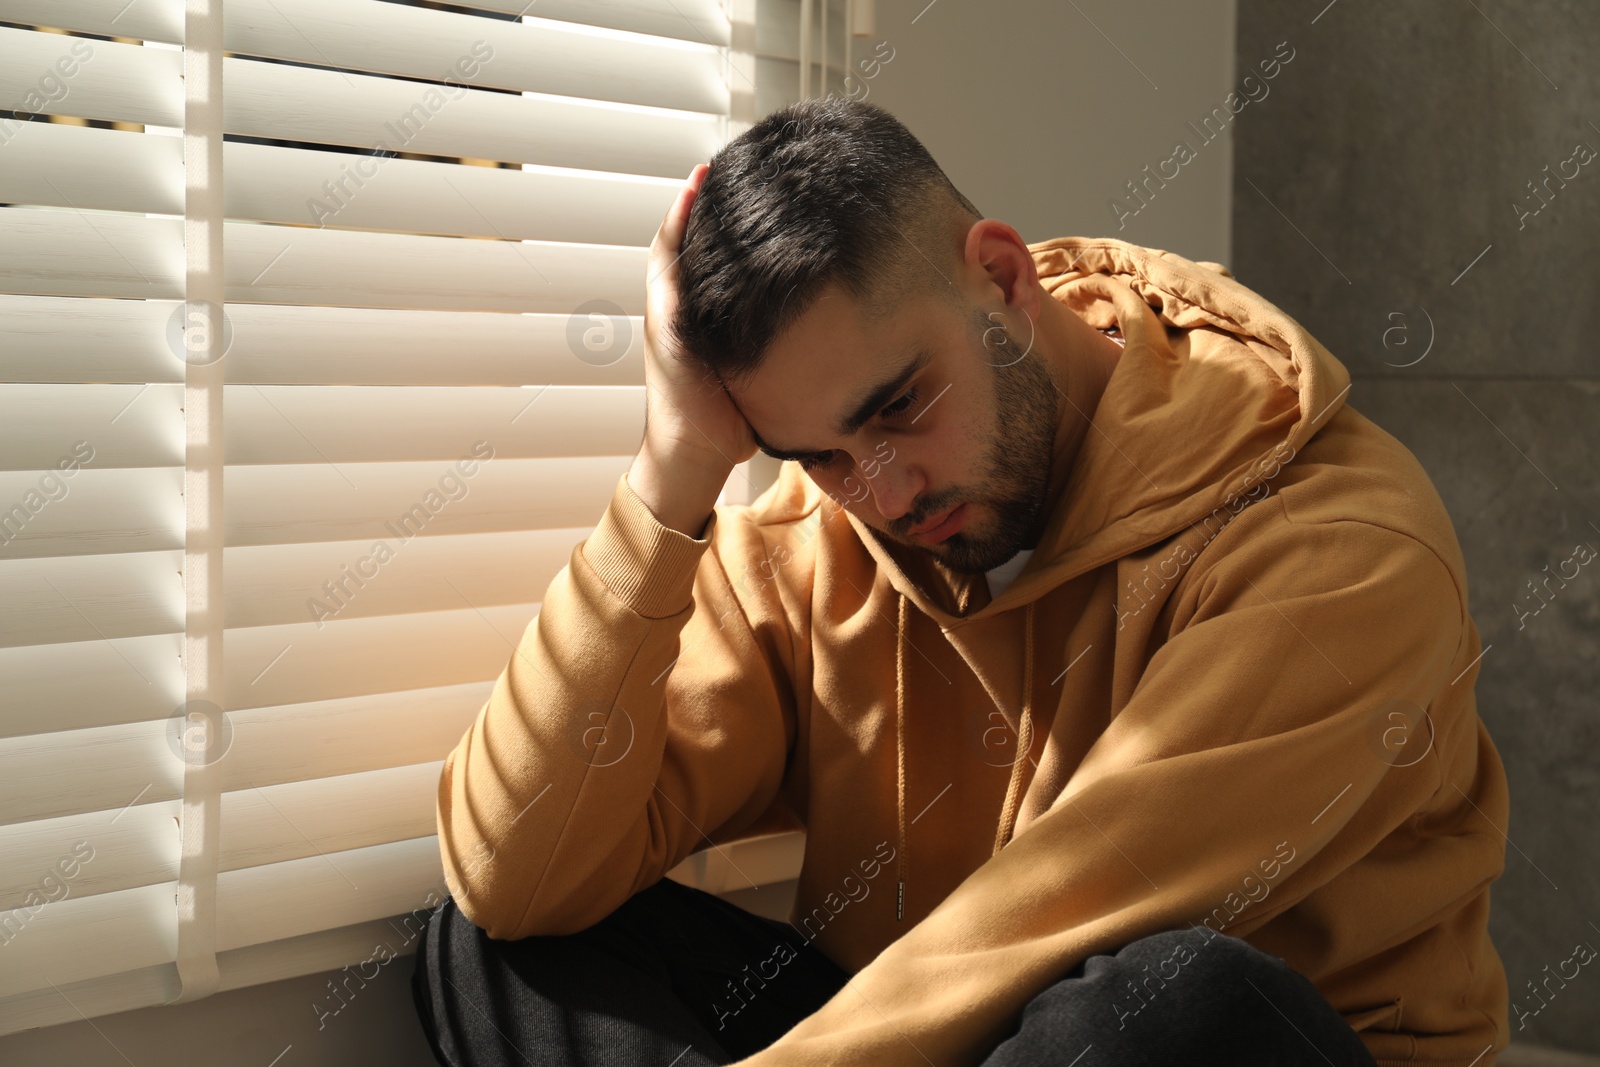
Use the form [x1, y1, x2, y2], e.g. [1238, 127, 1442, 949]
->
[857, 451, 921, 526]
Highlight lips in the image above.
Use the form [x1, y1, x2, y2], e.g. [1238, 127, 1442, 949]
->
[908, 505, 966, 547]
[907, 504, 959, 537]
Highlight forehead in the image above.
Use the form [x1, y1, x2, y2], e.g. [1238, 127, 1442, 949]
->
[731, 283, 931, 456]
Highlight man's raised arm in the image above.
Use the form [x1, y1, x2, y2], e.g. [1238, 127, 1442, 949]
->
[435, 164, 793, 940]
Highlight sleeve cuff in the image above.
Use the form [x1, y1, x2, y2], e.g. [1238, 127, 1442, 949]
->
[581, 470, 720, 619]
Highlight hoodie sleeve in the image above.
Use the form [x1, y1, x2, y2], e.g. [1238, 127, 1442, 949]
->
[736, 507, 1483, 1067]
[436, 469, 800, 939]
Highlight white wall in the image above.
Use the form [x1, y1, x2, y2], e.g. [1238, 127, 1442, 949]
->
[853, 0, 1237, 264]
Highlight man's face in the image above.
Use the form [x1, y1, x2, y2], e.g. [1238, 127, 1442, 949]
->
[727, 282, 1059, 575]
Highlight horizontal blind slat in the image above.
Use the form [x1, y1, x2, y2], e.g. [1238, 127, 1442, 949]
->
[0, 27, 181, 127]
[219, 762, 440, 875]
[215, 836, 444, 953]
[224, 140, 677, 243]
[0, 384, 181, 471]
[207, 304, 647, 386]
[0, 126, 681, 245]
[0, 208, 649, 311]
[1, 0, 185, 44]
[221, 222, 647, 314]
[0, 297, 649, 387]
[224, 55, 719, 176]
[214, 914, 433, 995]
[227, 0, 726, 114]
[0, 721, 176, 826]
[0, 801, 177, 912]
[226, 455, 630, 547]
[0, 550, 182, 649]
[0, 296, 183, 385]
[0, 633, 183, 737]
[0, 882, 175, 998]
[228, 528, 580, 629]
[0, 208, 181, 300]
[448, 0, 730, 46]
[0, 467, 181, 559]
[221, 683, 487, 792]
[0, 122, 179, 216]
[227, 385, 642, 464]
[226, 602, 538, 712]
[0, 962, 177, 1039]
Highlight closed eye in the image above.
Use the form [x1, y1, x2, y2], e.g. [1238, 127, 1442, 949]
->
[797, 388, 919, 472]
[879, 388, 918, 419]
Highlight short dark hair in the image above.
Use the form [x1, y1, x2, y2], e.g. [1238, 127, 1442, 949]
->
[672, 97, 982, 387]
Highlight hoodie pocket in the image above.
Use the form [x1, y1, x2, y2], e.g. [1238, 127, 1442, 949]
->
[1343, 995, 1404, 1033]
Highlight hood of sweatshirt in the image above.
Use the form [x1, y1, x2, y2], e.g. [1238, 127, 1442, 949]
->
[816, 235, 1353, 920]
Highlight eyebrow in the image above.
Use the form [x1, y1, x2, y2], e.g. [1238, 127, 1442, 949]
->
[752, 346, 932, 462]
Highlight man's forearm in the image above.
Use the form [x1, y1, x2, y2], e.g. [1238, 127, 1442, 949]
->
[437, 466, 719, 937]
[626, 442, 731, 540]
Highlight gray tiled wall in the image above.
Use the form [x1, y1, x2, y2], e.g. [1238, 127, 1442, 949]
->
[1234, 1, 1599, 1055]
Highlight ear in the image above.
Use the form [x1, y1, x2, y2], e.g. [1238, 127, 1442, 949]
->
[962, 218, 1042, 330]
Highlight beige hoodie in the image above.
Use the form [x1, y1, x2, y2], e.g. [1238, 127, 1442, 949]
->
[436, 236, 1511, 1067]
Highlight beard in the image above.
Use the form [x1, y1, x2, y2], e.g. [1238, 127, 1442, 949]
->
[889, 307, 1059, 575]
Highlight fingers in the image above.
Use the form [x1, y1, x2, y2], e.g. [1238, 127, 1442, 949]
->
[654, 163, 709, 264]
[683, 161, 709, 206]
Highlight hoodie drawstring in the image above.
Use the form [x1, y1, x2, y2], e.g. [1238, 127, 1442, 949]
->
[994, 600, 1036, 857]
[895, 593, 908, 922]
[894, 593, 1036, 923]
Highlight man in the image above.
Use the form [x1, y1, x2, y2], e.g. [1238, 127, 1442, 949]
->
[413, 98, 1510, 1066]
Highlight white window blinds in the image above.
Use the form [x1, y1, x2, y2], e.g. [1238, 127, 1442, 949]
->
[0, 0, 809, 1035]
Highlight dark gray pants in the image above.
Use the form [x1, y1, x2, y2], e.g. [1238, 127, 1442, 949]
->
[411, 877, 1380, 1066]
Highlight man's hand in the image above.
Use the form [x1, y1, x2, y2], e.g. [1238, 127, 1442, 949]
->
[628, 163, 758, 538]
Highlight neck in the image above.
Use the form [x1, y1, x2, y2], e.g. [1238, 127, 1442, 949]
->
[1037, 291, 1122, 516]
